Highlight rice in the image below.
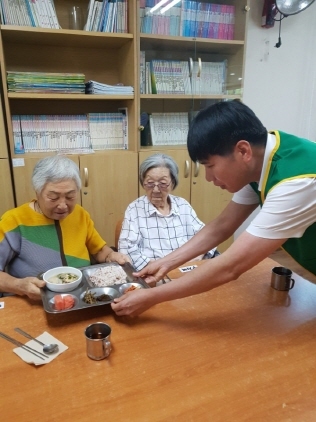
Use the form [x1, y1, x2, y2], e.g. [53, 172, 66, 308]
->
[89, 266, 127, 287]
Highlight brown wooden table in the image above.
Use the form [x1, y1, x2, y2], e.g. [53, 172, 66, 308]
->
[1, 257, 316, 421]
[167, 259, 207, 279]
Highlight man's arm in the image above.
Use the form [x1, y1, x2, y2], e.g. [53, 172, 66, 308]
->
[134, 201, 258, 283]
[111, 231, 286, 316]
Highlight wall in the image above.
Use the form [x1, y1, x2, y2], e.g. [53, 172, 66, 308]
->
[243, 1, 316, 140]
[235, 0, 316, 238]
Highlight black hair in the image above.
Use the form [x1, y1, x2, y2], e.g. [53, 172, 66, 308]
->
[187, 100, 268, 162]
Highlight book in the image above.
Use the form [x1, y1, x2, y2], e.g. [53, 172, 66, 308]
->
[84, 0, 95, 30]
[85, 80, 133, 95]
[149, 112, 189, 146]
[7, 71, 86, 94]
[139, 50, 146, 94]
[149, 59, 190, 95]
[118, 107, 128, 149]
[46, 0, 60, 29]
[88, 112, 126, 150]
[97, 0, 108, 31]
[15, 114, 92, 152]
[166, 1, 236, 40]
[12, 115, 25, 154]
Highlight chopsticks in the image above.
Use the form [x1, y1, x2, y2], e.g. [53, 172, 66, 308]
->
[0, 332, 48, 360]
[165, 274, 172, 283]
[162, 274, 172, 284]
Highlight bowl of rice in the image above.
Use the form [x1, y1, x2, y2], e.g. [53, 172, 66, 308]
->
[88, 265, 127, 287]
[43, 266, 82, 292]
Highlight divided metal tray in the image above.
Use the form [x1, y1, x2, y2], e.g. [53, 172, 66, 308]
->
[40, 262, 149, 314]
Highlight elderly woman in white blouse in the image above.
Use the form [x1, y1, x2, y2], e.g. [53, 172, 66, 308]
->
[118, 153, 218, 271]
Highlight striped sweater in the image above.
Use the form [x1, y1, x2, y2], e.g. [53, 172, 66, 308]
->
[0, 202, 106, 278]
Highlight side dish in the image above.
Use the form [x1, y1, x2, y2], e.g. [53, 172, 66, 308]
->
[54, 294, 75, 310]
[83, 290, 113, 304]
[124, 285, 140, 293]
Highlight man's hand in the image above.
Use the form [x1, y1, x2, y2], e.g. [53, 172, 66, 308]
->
[133, 259, 170, 285]
[111, 288, 156, 317]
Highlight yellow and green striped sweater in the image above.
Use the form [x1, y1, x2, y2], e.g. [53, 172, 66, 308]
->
[0, 203, 106, 278]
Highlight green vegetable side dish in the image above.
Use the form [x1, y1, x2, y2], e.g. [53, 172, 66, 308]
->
[48, 273, 79, 285]
[83, 291, 113, 305]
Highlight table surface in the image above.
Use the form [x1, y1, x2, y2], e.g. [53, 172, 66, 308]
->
[1, 257, 316, 422]
[167, 259, 206, 279]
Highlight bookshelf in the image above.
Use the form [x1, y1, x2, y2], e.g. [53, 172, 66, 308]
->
[0, 90, 14, 215]
[0, 0, 250, 249]
[0, 0, 138, 246]
[137, 0, 249, 251]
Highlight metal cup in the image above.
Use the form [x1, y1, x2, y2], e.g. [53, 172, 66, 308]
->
[271, 267, 295, 291]
[84, 322, 112, 360]
[268, 288, 291, 307]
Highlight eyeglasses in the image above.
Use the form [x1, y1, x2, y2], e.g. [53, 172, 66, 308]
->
[143, 181, 171, 190]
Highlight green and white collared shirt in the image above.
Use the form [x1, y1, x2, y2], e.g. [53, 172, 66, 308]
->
[233, 133, 316, 240]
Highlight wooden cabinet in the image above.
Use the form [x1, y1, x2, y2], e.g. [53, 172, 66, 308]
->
[190, 160, 233, 252]
[0, 1, 249, 249]
[137, 1, 249, 251]
[0, 0, 138, 241]
[80, 151, 138, 246]
[0, 27, 138, 156]
[0, 158, 14, 215]
[0, 98, 9, 158]
[0, 86, 14, 214]
[12, 152, 138, 246]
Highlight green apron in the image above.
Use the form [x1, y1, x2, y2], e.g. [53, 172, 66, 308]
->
[250, 131, 316, 275]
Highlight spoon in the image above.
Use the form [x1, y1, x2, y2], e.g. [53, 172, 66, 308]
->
[14, 328, 59, 354]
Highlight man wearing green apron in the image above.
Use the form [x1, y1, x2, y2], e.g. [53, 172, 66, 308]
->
[112, 100, 316, 316]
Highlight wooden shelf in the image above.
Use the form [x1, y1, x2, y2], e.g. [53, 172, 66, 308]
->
[140, 33, 244, 55]
[140, 94, 242, 100]
[11, 149, 134, 159]
[140, 145, 189, 152]
[0, 25, 133, 48]
[8, 93, 134, 101]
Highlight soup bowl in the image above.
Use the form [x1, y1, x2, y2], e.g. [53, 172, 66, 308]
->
[43, 266, 82, 292]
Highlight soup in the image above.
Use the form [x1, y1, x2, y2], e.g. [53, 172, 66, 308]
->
[48, 273, 79, 284]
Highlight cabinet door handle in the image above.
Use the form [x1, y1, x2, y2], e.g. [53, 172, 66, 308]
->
[197, 58, 202, 78]
[83, 167, 89, 187]
[193, 161, 200, 177]
[189, 58, 193, 77]
[184, 160, 190, 178]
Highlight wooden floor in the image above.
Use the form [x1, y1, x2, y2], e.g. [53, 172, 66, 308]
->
[269, 249, 316, 283]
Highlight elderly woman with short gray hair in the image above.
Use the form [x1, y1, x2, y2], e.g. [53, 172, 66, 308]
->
[0, 155, 129, 300]
[119, 153, 217, 271]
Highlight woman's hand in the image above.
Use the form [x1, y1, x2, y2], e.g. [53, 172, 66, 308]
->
[0, 271, 45, 300]
[94, 245, 130, 265]
[17, 277, 46, 300]
[106, 251, 131, 265]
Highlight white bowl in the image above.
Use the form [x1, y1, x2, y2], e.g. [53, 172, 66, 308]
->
[43, 266, 82, 292]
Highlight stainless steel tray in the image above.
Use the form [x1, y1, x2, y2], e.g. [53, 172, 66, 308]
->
[40, 262, 149, 314]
